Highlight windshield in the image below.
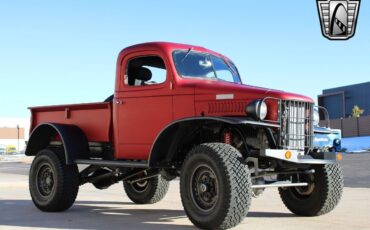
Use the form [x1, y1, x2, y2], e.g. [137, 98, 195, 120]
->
[173, 50, 242, 84]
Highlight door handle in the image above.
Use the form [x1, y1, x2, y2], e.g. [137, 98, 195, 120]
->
[115, 99, 125, 105]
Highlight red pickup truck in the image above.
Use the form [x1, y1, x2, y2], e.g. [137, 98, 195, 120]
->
[26, 42, 343, 230]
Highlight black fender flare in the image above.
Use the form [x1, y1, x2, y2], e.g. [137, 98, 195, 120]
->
[25, 123, 89, 164]
[148, 116, 279, 167]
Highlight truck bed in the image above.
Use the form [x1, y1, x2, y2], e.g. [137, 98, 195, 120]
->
[29, 102, 112, 142]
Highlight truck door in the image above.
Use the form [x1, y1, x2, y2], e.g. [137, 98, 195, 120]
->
[114, 51, 173, 160]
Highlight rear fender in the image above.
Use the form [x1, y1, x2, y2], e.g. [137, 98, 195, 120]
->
[25, 123, 89, 164]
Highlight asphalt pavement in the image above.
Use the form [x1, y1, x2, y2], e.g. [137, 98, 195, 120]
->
[340, 152, 370, 188]
[1, 152, 369, 187]
[0, 153, 369, 230]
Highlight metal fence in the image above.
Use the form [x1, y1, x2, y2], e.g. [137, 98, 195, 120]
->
[319, 115, 370, 138]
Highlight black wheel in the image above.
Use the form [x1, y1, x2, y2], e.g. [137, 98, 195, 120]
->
[29, 148, 79, 212]
[279, 163, 344, 216]
[180, 143, 252, 230]
[123, 174, 169, 204]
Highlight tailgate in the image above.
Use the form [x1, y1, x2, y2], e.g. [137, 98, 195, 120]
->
[29, 102, 112, 142]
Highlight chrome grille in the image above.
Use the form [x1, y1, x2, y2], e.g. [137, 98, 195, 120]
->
[280, 100, 314, 151]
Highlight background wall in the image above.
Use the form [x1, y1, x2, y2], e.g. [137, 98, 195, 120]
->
[320, 115, 370, 138]
[319, 82, 370, 119]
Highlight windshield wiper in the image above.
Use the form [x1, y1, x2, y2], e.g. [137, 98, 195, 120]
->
[181, 47, 194, 63]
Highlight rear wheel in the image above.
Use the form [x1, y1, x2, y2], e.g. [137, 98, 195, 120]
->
[123, 174, 169, 204]
[279, 163, 343, 216]
[29, 148, 79, 212]
[180, 143, 252, 230]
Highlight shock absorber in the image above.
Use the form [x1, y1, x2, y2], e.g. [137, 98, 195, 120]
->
[223, 130, 232, 145]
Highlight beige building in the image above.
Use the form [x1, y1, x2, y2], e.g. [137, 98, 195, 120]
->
[0, 118, 30, 153]
[0, 127, 25, 139]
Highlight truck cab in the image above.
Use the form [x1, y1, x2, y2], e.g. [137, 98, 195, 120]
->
[26, 42, 344, 230]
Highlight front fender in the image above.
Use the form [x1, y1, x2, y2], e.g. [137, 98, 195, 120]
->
[148, 116, 279, 167]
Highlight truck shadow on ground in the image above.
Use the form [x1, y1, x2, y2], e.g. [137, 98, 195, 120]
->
[0, 199, 295, 230]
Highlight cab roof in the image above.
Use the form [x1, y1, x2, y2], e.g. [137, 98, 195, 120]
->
[117, 42, 229, 63]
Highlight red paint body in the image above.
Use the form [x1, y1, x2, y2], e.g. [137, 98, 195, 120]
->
[29, 42, 313, 161]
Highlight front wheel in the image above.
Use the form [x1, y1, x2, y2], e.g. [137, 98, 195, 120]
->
[279, 163, 344, 216]
[180, 143, 252, 230]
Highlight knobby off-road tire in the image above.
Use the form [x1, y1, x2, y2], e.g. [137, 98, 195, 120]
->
[180, 143, 252, 230]
[279, 163, 344, 216]
[29, 148, 79, 212]
[123, 175, 169, 204]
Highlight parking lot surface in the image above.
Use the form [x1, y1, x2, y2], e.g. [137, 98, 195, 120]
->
[0, 153, 369, 230]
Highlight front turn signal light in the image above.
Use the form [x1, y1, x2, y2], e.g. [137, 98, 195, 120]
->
[285, 151, 292, 159]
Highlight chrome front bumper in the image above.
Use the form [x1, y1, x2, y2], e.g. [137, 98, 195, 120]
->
[261, 149, 343, 164]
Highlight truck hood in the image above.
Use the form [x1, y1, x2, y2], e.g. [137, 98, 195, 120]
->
[190, 80, 314, 103]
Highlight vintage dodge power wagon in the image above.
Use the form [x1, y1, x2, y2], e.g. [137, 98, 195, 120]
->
[26, 42, 343, 229]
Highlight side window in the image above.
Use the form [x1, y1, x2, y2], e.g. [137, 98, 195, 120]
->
[125, 56, 167, 86]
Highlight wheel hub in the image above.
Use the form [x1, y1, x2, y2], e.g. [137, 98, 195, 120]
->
[294, 173, 315, 196]
[37, 164, 54, 197]
[199, 183, 207, 193]
[190, 164, 219, 212]
[131, 171, 149, 193]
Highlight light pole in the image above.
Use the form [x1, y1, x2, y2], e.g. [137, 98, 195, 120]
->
[17, 124, 19, 154]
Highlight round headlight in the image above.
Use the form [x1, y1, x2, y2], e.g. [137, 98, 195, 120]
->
[246, 100, 268, 120]
[313, 107, 320, 126]
[258, 101, 268, 120]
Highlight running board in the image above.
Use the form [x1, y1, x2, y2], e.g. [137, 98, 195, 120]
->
[252, 181, 308, 189]
[74, 159, 148, 168]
